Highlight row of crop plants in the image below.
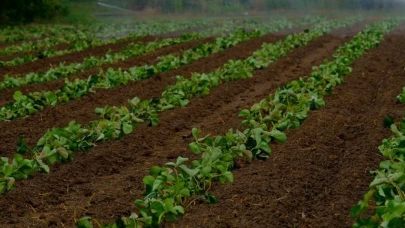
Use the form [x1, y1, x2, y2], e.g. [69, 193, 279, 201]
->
[73, 18, 399, 228]
[0, 25, 83, 44]
[0, 17, 355, 197]
[0, 18, 292, 91]
[0, 17, 323, 121]
[0, 21, 210, 45]
[5, 16, 401, 228]
[0, 18, 289, 68]
[1, 20, 225, 67]
[351, 58, 405, 226]
[0, 26, 102, 57]
[0, 19, 229, 58]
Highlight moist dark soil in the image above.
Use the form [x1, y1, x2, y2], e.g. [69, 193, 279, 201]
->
[165, 28, 405, 228]
[1, 23, 404, 228]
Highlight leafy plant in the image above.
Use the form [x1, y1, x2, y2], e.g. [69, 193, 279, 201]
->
[77, 18, 398, 227]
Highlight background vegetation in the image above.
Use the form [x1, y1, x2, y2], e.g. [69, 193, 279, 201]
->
[0, 0, 68, 24]
[95, 0, 404, 13]
[0, 0, 404, 25]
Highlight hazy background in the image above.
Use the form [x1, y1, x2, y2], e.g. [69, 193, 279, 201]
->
[0, 0, 404, 25]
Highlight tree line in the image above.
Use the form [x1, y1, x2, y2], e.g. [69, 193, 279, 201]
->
[0, 0, 68, 24]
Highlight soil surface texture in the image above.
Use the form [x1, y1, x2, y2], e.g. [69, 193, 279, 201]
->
[1, 22, 405, 228]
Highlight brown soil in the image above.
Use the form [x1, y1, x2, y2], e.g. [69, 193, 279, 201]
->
[0, 36, 158, 78]
[165, 29, 405, 227]
[1, 24, 404, 228]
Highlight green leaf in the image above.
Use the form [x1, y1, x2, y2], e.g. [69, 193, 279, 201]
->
[17, 135, 28, 154]
[238, 109, 250, 117]
[380, 160, 392, 170]
[57, 147, 69, 159]
[173, 205, 184, 214]
[13, 91, 24, 101]
[179, 165, 199, 177]
[165, 213, 177, 222]
[205, 193, 217, 204]
[36, 159, 50, 173]
[223, 171, 234, 183]
[0, 182, 6, 194]
[270, 129, 287, 143]
[3, 164, 13, 177]
[164, 198, 174, 212]
[351, 203, 366, 218]
[165, 162, 176, 167]
[387, 217, 405, 228]
[122, 123, 133, 135]
[201, 166, 212, 176]
[150, 166, 161, 176]
[258, 141, 271, 154]
[143, 175, 155, 186]
[152, 179, 164, 191]
[191, 128, 200, 140]
[42, 146, 52, 156]
[391, 124, 403, 138]
[150, 201, 165, 214]
[76, 216, 93, 228]
[175, 156, 189, 166]
[216, 164, 226, 173]
[134, 199, 144, 207]
[7, 177, 15, 190]
[189, 142, 201, 154]
[383, 116, 394, 128]
[179, 188, 190, 197]
[252, 128, 263, 144]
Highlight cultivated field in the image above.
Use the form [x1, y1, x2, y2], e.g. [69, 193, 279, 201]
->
[0, 15, 405, 228]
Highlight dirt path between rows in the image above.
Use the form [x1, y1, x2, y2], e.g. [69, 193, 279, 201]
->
[167, 28, 405, 227]
[0, 29, 355, 226]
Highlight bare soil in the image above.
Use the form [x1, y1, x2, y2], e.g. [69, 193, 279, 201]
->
[1, 23, 404, 228]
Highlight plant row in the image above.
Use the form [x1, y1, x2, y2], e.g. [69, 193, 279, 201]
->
[0, 17, 309, 121]
[0, 18, 353, 195]
[0, 25, 81, 44]
[0, 20, 208, 67]
[0, 26, 99, 56]
[91, 20, 214, 39]
[0, 35, 201, 90]
[0, 18, 277, 90]
[75, 18, 400, 228]
[351, 63, 405, 226]
[0, 20, 217, 57]
[0, 21, 205, 45]
[0, 28, 264, 195]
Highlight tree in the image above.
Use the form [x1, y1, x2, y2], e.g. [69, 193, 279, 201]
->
[0, 0, 67, 24]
